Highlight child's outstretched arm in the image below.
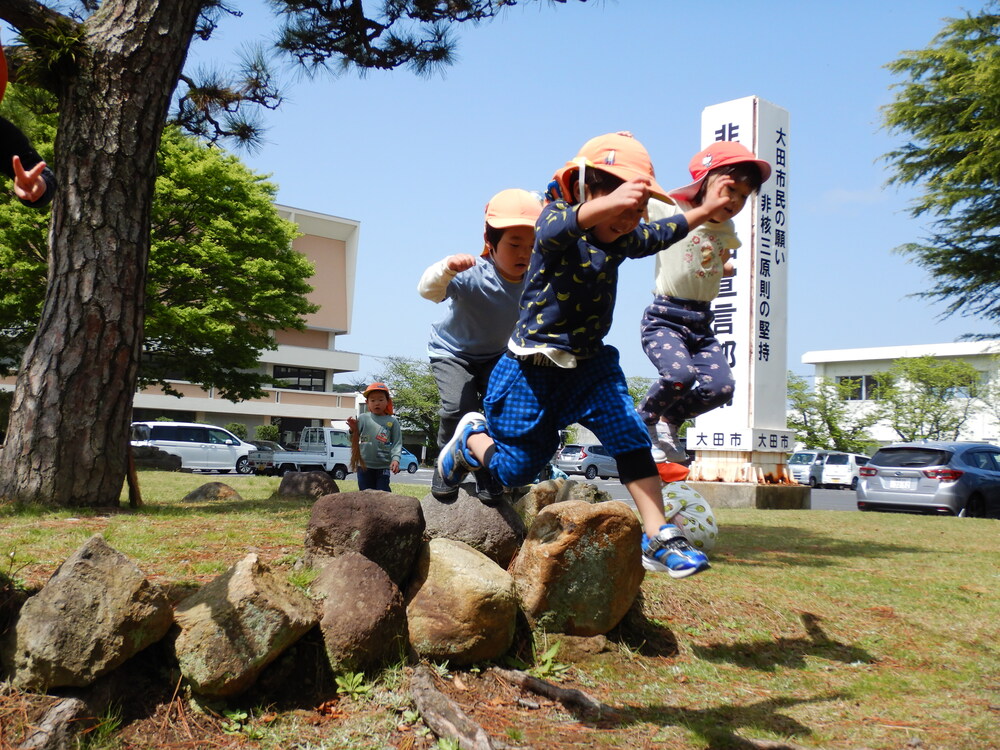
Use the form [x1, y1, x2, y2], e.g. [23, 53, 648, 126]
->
[417, 253, 477, 302]
[682, 174, 735, 230]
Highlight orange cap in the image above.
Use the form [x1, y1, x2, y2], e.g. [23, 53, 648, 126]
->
[657, 461, 690, 484]
[669, 141, 772, 203]
[482, 189, 543, 256]
[363, 382, 393, 415]
[551, 131, 669, 204]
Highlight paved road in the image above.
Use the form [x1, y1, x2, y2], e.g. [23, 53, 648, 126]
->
[396, 468, 857, 511]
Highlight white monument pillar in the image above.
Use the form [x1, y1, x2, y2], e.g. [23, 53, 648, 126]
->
[688, 97, 794, 483]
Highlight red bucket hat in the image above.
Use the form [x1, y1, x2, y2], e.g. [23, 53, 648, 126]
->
[482, 188, 543, 256]
[550, 131, 669, 204]
[669, 141, 772, 203]
[362, 382, 394, 415]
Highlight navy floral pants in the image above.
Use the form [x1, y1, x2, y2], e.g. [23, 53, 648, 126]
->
[638, 295, 735, 426]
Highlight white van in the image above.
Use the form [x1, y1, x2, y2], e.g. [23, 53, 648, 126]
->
[788, 449, 835, 487]
[820, 452, 870, 490]
[130, 421, 255, 474]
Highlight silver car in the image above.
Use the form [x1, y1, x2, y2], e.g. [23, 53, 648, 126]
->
[856, 441, 1000, 517]
[554, 443, 618, 480]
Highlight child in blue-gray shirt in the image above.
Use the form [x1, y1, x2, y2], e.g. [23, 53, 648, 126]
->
[418, 189, 542, 501]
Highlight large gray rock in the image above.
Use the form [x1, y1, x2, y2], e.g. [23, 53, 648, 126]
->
[420, 485, 525, 567]
[304, 491, 424, 587]
[315, 552, 407, 672]
[561, 479, 614, 505]
[182, 482, 243, 503]
[2, 535, 173, 690]
[277, 471, 339, 500]
[171, 553, 318, 697]
[406, 538, 518, 666]
[511, 500, 643, 636]
[512, 479, 612, 528]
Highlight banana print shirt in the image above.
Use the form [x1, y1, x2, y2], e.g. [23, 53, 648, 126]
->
[511, 200, 689, 361]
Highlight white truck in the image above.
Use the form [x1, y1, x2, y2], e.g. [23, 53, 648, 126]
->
[249, 426, 353, 479]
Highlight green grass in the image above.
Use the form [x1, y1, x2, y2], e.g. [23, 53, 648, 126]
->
[1, 471, 999, 749]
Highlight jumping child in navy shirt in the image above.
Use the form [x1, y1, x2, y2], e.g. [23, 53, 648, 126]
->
[437, 132, 732, 578]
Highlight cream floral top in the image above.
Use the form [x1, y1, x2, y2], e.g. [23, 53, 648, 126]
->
[648, 197, 740, 302]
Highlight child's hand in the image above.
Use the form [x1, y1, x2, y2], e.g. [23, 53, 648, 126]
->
[390, 459, 400, 474]
[578, 177, 650, 235]
[606, 177, 651, 214]
[721, 247, 735, 277]
[700, 174, 735, 216]
[12, 156, 47, 203]
[446, 254, 476, 273]
[683, 175, 736, 230]
[347, 416, 357, 433]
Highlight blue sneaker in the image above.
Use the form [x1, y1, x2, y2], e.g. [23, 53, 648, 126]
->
[437, 412, 487, 489]
[641, 524, 710, 578]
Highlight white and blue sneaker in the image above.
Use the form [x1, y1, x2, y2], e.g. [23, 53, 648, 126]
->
[437, 412, 488, 489]
[641, 524, 710, 578]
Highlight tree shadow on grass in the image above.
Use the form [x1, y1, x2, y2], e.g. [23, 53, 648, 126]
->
[613, 690, 845, 749]
[691, 612, 876, 672]
[715, 523, 926, 569]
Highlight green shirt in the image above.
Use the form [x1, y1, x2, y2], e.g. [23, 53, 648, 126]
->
[356, 412, 402, 469]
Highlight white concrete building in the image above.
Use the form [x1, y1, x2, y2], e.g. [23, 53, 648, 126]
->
[801, 341, 1000, 445]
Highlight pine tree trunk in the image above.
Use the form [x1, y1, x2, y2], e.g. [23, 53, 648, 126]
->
[0, 0, 204, 507]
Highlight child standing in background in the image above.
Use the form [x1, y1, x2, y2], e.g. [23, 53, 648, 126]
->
[348, 382, 402, 492]
[418, 189, 542, 502]
[438, 132, 733, 578]
[638, 142, 770, 462]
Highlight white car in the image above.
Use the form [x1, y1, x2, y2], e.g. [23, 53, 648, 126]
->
[130, 421, 255, 474]
[821, 452, 870, 490]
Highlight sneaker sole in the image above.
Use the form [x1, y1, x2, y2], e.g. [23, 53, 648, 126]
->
[642, 557, 711, 578]
[430, 486, 460, 501]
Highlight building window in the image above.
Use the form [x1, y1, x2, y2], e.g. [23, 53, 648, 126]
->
[837, 374, 890, 401]
[863, 374, 891, 400]
[837, 375, 863, 400]
[272, 365, 326, 392]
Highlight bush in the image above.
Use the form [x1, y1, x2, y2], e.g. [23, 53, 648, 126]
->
[225, 422, 248, 440]
[254, 424, 279, 442]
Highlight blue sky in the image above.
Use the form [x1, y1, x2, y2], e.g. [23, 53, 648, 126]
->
[193, 0, 992, 383]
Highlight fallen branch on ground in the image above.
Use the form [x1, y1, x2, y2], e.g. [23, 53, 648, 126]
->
[409, 665, 496, 750]
[18, 697, 91, 750]
[488, 666, 618, 720]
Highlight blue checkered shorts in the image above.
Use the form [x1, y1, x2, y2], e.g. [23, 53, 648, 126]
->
[483, 345, 650, 486]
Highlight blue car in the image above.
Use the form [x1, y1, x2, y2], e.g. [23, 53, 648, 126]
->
[398, 448, 420, 474]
